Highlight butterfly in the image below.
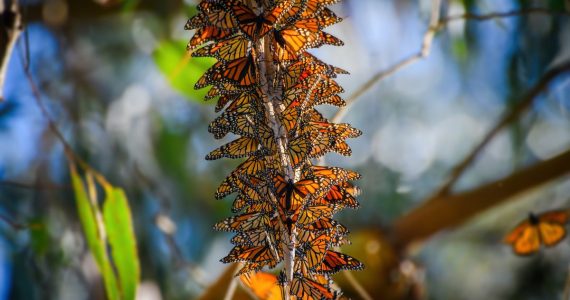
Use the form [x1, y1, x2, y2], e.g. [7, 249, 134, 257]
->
[271, 18, 321, 61]
[312, 251, 363, 274]
[229, 0, 292, 40]
[197, 53, 258, 89]
[214, 212, 271, 232]
[289, 273, 334, 300]
[222, 244, 280, 265]
[240, 272, 282, 300]
[503, 210, 569, 256]
[192, 36, 251, 62]
[206, 136, 266, 160]
[187, 25, 236, 50]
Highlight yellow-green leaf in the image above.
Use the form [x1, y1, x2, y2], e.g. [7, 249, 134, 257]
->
[70, 167, 120, 300]
[103, 187, 140, 300]
[152, 39, 216, 102]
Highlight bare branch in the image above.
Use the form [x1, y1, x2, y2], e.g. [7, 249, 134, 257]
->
[391, 148, 570, 250]
[434, 61, 570, 197]
[332, 6, 570, 124]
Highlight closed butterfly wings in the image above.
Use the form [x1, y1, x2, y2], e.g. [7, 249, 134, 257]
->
[504, 210, 569, 256]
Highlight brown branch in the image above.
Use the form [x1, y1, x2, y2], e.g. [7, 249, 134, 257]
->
[391, 148, 570, 250]
[331, 6, 570, 124]
[433, 61, 570, 197]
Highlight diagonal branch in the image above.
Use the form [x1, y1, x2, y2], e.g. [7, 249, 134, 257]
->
[433, 61, 570, 197]
[391, 148, 570, 250]
[332, 6, 570, 124]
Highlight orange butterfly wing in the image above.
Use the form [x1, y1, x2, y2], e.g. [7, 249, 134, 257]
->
[240, 272, 282, 300]
[538, 210, 568, 247]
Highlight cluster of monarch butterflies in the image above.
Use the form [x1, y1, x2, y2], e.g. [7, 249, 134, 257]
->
[504, 209, 569, 256]
[185, 0, 363, 298]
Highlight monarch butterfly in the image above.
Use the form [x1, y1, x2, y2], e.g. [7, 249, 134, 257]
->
[228, 0, 292, 40]
[289, 273, 334, 300]
[305, 166, 361, 183]
[314, 31, 344, 47]
[503, 210, 569, 256]
[192, 35, 250, 62]
[231, 228, 274, 246]
[318, 183, 360, 209]
[240, 272, 282, 300]
[187, 25, 236, 50]
[237, 260, 279, 276]
[288, 135, 312, 167]
[198, 53, 258, 88]
[206, 136, 266, 160]
[199, 1, 238, 30]
[271, 19, 321, 61]
[225, 90, 262, 113]
[221, 244, 279, 263]
[208, 112, 263, 139]
[300, 233, 331, 268]
[312, 251, 364, 274]
[297, 205, 335, 225]
[315, 7, 343, 29]
[214, 212, 271, 232]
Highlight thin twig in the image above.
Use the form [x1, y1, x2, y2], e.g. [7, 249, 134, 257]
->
[0, 214, 27, 230]
[433, 61, 570, 197]
[0, 0, 22, 101]
[343, 271, 373, 300]
[331, 6, 570, 124]
[0, 180, 69, 190]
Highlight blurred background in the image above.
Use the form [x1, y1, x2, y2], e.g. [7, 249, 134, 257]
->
[1, 0, 570, 299]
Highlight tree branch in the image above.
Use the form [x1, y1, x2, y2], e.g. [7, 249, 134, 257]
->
[332, 6, 570, 124]
[391, 148, 570, 250]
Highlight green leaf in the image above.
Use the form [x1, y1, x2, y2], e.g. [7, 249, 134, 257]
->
[152, 39, 216, 102]
[70, 167, 121, 300]
[103, 187, 140, 300]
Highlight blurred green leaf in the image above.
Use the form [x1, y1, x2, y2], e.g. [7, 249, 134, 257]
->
[153, 39, 216, 102]
[70, 167, 121, 300]
[103, 186, 140, 300]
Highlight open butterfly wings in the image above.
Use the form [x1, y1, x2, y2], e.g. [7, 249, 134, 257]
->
[187, 0, 362, 298]
[504, 210, 569, 256]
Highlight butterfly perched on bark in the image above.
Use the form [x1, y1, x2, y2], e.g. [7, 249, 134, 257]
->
[503, 209, 569, 256]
